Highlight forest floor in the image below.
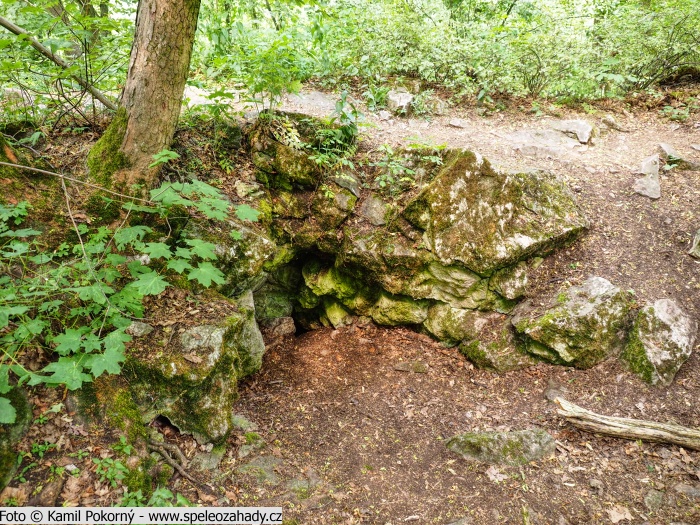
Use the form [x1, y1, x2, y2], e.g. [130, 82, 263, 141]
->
[2, 86, 700, 524]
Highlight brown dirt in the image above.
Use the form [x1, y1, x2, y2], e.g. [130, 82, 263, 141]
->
[3, 89, 700, 524]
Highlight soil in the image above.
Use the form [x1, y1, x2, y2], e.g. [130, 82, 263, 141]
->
[2, 87, 700, 524]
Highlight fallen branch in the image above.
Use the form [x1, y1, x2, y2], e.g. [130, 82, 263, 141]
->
[553, 396, 700, 451]
[0, 15, 117, 111]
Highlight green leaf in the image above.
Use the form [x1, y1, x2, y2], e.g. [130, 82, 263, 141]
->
[84, 345, 125, 378]
[235, 204, 261, 222]
[53, 328, 88, 356]
[230, 231, 243, 241]
[184, 239, 217, 260]
[41, 357, 92, 390]
[130, 271, 169, 296]
[166, 258, 192, 274]
[148, 149, 180, 168]
[0, 397, 16, 424]
[187, 262, 225, 287]
[142, 242, 172, 260]
[0, 365, 12, 395]
[112, 226, 152, 250]
[196, 198, 229, 220]
[0, 228, 42, 238]
[103, 329, 131, 354]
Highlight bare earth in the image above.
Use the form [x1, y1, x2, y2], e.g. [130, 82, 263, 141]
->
[3, 89, 700, 524]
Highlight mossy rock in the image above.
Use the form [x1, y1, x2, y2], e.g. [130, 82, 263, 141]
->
[489, 262, 529, 300]
[458, 320, 539, 373]
[323, 297, 353, 328]
[371, 291, 430, 326]
[621, 299, 698, 386]
[403, 150, 588, 275]
[447, 429, 555, 466]
[0, 388, 32, 491]
[301, 259, 378, 316]
[311, 183, 357, 230]
[124, 301, 264, 444]
[423, 305, 499, 346]
[512, 277, 632, 369]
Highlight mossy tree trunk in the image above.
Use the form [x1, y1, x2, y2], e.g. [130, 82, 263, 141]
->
[87, 0, 201, 188]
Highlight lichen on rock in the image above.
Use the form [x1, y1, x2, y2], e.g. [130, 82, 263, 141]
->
[447, 428, 555, 466]
[621, 299, 698, 386]
[511, 277, 632, 368]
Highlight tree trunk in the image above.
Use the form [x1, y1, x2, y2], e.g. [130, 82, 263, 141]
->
[87, 0, 201, 188]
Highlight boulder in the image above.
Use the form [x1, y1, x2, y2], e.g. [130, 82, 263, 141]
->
[512, 277, 631, 368]
[633, 174, 661, 199]
[403, 150, 587, 275]
[387, 89, 413, 115]
[459, 319, 539, 373]
[621, 299, 698, 386]
[126, 296, 264, 444]
[359, 194, 393, 226]
[447, 429, 555, 466]
[371, 291, 430, 326]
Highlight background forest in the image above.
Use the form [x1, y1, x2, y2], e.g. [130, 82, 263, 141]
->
[1, 0, 699, 127]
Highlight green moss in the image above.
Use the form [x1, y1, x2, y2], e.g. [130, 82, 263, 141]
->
[0, 388, 32, 491]
[87, 107, 130, 187]
[85, 193, 122, 224]
[94, 377, 149, 444]
[620, 317, 655, 384]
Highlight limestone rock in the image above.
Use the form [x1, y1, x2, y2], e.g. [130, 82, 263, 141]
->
[690, 229, 700, 259]
[621, 299, 698, 386]
[126, 321, 153, 337]
[449, 118, 469, 129]
[311, 184, 357, 229]
[551, 119, 594, 144]
[489, 262, 528, 300]
[126, 302, 264, 444]
[371, 291, 430, 326]
[659, 143, 699, 171]
[447, 429, 555, 466]
[512, 277, 631, 368]
[387, 89, 413, 115]
[403, 150, 587, 275]
[633, 174, 661, 199]
[423, 304, 496, 346]
[507, 129, 582, 158]
[359, 194, 392, 226]
[459, 319, 539, 373]
[640, 154, 660, 177]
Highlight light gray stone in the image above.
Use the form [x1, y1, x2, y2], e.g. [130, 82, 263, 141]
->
[633, 174, 661, 199]
[512, 277, 632, 368]
[508, 129, 581, 158]
[640, 154, 660, 177]
[690, 229, 700, 259]
[126, 321, 153, 337]
[551, 119, 594, 144]
[387, 89, 413, 115]
[449, 118, 469, 129]
[644, 489, 664, 510]
[359, 195, 391, 226]
[621, 299, 698, 386]
[447, 429, 555, 466]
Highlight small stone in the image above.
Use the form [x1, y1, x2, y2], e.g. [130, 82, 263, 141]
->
[689, 229, 700, 259]
[449, 118, 469, 129]
[261, 317, 296, 339]
[126, 321, 154, 337]
[691, 144, 700, 152]
[235, 455, 282, 484]
[640, 154, 660, 177]
[602, 115, 628, 132]
[674, 483, 700, 499]
[589, 478, 604, 494]
[644, 489, 664, 510]
[447, 428, 555, 466]
[191, 447, 226, 471]
[633, 174, 660, 199]
[231, 414, 257, 432]
[378, 110, 392, 121]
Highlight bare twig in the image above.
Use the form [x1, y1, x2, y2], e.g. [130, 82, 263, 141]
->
[147, 441, 197, 484]
[554, 396, 700, 451]
[0, 15, 117, 111]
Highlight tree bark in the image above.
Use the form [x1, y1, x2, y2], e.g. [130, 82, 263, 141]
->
[88, 0, 201, 188]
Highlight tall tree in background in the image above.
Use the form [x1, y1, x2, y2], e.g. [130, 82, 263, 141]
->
[87, 0, 201, 188]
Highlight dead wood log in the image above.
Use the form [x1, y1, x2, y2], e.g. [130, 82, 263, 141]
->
[553, 396, 700, 451]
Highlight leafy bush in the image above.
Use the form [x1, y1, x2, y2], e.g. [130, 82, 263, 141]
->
[0, 168, 258, 424]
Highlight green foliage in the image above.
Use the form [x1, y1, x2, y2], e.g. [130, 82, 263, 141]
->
[0, 175, 259, 424]
[120, 486, 192, 507]
[93, 456, 128, 487]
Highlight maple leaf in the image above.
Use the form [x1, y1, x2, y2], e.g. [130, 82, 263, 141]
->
[187, 262, 226, 287]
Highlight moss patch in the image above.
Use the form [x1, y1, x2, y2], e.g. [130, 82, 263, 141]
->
[86, 107, 130, 187]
